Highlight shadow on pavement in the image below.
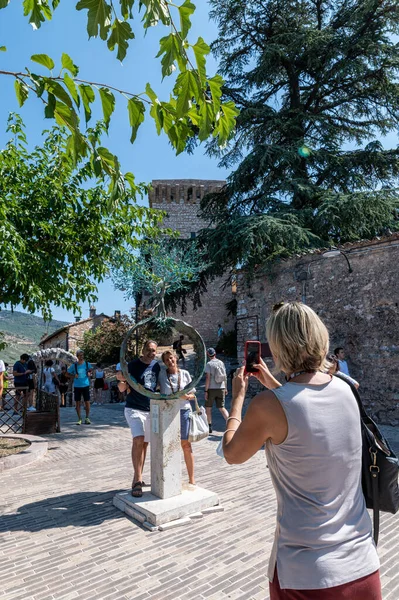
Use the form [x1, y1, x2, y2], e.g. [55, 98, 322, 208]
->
[0, 490, 123, 533]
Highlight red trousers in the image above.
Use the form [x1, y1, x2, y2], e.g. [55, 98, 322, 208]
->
[269, 568, 382, 600]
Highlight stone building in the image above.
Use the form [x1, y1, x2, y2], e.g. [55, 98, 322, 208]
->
[149, 179, 236, 346]
[236, 234, 399, 424]
[39, 307, 109, 354]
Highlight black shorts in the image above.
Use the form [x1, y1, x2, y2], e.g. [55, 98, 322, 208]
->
[59, 385, 68, 395]
[28, 379, 35, 391]
[94, 378, 104, 390]
[74, 387, 90, 403]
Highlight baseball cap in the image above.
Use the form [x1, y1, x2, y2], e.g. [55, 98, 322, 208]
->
[207, 347, 216, 356]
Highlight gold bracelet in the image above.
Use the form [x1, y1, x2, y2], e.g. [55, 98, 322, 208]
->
[226, 416, 241, 424]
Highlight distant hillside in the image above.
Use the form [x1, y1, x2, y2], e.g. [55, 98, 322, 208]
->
[0, 310, 68, 364]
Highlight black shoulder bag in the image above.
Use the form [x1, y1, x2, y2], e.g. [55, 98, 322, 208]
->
[335, 374, 399, 544]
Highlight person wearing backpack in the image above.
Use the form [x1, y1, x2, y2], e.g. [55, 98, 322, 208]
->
[204, 348, 229, 434]
[67, 350, 93, 425]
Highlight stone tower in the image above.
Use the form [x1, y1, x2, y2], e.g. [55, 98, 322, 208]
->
[149, 179, 235, 345]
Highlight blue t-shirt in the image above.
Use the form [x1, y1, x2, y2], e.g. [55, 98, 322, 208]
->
[125, 359, 160, 412]
[68, 361, 92, 388]
[13, 361, 28, 386]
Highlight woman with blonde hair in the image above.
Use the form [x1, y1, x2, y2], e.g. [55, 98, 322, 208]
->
[223, 301, 381, 599]
[159, 350, 196, 486]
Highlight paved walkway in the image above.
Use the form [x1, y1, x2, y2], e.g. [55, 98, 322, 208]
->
[1, 398, 399, 600]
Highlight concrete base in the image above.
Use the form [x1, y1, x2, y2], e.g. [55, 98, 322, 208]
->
[0, 434, 48, 472]
[113, 485, 221, 529]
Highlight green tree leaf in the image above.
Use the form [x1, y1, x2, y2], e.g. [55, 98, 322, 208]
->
[0, 46, 6, 51]
[150, 103, 164, 135]
[44, 79, 73, 108]
[120, 0, 134, 19]
[157, 33, 185, 79]
[127, 97, 145, 143]
[178, 0, 195, 39]
[61, 53, 79, 76]
[0, 1, 10, 8]
[192, 37, 209, 84]
[76, 0, 112, 40]
[63, 73, 80, 108]
[31, 53, 55, 70]
[53, 101, 79, 133]
[107, 19, 134, 62]
[44, 92, 56, 118]
[198, 100, 214, 141]
[174, 70, 201, 118]
[23, 0, 52, 29]
[98, 87, 115, 127]
[14, 80, 29, 107]
[214, 100, 239, 145]
[145, 82, 159, 104]
[79, 83, 95, 123]
[207, 74, 223, 112]
[139, 0, 170, 29]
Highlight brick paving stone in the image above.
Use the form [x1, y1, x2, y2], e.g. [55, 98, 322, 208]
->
[1, 405, 398, 600]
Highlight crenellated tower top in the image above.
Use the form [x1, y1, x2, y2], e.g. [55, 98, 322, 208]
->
[148, 179, 225, 207]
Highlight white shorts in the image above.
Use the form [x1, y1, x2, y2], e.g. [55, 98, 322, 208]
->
[124, 407, 151, 442]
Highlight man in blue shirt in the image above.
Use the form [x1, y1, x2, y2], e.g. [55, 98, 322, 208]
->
[68, 350, 93, 425]
[117, 340, 160, 497]
[13, 353, 34, 413]
[334, 347, 351, 377]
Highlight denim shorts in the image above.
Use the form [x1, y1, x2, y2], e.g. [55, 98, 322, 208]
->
[180, 408, 191, 441]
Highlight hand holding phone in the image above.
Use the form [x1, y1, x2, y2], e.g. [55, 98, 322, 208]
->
[244, 341, 261, 375]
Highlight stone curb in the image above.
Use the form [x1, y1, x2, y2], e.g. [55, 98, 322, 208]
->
[0, 434, 48, 472]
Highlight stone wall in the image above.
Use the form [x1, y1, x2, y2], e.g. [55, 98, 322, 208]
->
[41, 330, 68, 351]
[236, 235, 399, 424]
[149, 179, 236, 346]
[41, 315, 108, 354]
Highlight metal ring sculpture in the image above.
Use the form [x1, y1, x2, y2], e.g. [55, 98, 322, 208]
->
[120, 315, 206, 400]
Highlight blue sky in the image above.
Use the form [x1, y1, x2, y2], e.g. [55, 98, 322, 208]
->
[0, 1, 228, 323]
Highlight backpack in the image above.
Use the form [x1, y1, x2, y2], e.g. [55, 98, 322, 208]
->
[75, 361, 89, 377]
[334, 373, 399, 545]
[213, 360, 226, 384]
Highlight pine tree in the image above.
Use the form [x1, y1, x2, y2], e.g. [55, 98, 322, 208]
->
[199, 0, 399, 274]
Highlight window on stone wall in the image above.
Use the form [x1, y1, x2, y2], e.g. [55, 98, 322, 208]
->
[196, 190, 201, 200]
[190, 232, 196, 239]
[187, 186, 193, 201]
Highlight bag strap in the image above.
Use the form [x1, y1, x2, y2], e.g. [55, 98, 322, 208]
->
[333, 373, 380, 545]
[370, 448, 380, 545]
[192, 395, 201, 414]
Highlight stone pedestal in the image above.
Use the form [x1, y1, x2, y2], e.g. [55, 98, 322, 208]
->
[150, 399, 181, 499]
[113, 486, 221, 530]
[114, 397, 221, 530]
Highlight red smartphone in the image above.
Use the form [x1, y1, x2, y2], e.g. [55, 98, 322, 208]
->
[244, 340, 261, 374]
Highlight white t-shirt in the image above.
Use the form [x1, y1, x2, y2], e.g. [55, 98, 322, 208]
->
[158, 368, 195, 410]
[44, 367, 55, 385]
[0, 360, 5, 373]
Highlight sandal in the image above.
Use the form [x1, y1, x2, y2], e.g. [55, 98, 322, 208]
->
[131, 481, 143, 498]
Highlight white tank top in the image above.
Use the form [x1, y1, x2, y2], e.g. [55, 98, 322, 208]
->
[266, 376, 379, 590]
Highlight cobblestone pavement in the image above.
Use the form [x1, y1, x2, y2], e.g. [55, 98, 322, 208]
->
[1, 396, 399, 600]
